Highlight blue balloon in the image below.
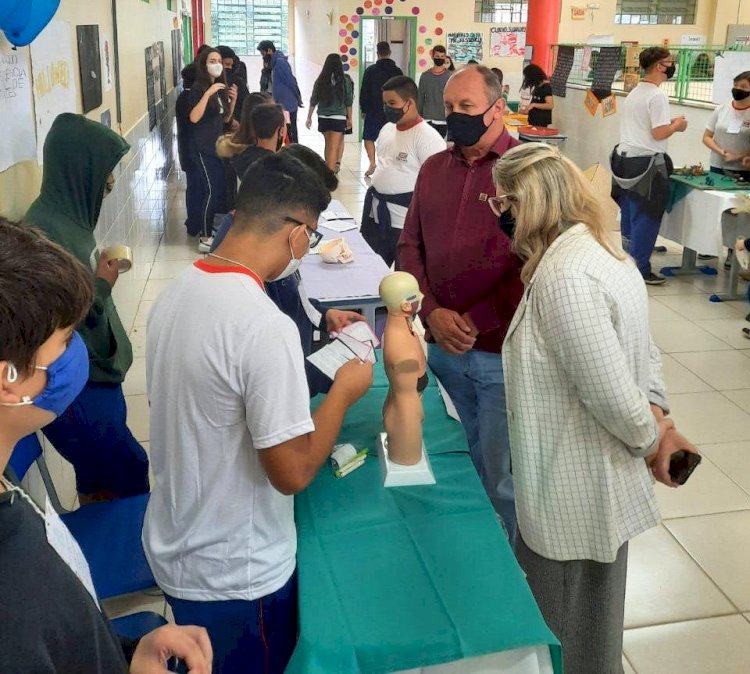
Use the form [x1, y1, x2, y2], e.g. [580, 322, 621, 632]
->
[0, 0, 25, 27]
[2, 0, 61, 47]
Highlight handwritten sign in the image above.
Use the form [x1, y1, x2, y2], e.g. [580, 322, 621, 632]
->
[30, 20, 78, 164]
[447, 32, 483, 63]
[490, 27, 526, 58]
[0, 36, 36, 170]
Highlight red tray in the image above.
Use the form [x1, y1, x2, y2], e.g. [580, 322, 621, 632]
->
[517, 126, 560, 136]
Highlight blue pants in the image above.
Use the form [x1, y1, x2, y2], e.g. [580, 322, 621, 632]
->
[167, 573, 298, 674]
[196, 152, 227, 238]
[42, 381, 150, 497]
[184, 168, 207, 237]
[619, 192, 661, 277]
[428, 345, 517, 541]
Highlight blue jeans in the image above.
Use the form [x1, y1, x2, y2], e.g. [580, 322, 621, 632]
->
[619, 192, 661, 277]
[166, 573, 298, 674]
[428, 344, 516, 541]
[42, 381, 150, 497]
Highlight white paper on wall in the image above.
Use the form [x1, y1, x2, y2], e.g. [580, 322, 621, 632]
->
[712, 51, 749, 105]
[30, 20, 78, 164]
[101, 32, 113, 92]
[0, 35, 37, 171]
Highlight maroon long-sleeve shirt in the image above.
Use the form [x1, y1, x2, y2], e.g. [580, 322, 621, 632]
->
[397, 131, 524, 354]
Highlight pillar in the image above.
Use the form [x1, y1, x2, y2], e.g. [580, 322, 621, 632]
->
[525, 0, 561, 76]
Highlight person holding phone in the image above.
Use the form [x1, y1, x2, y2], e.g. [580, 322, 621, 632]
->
[189, 47, 238, 249]
[496, 143, 700, 674]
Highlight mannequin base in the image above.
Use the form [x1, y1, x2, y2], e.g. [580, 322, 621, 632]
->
[377, 433, 436, 488]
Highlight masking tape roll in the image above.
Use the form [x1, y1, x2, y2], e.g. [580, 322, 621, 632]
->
[104, 244, 133, 273]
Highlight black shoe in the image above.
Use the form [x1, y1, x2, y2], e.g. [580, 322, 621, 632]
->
[644, 272, 667, 286]
[653, 245, 668, 254]
[698, 254, 718, 260]
[725, 248, 734, 270]
[745, 312, 750, 322]
[743, 327, 750, 340]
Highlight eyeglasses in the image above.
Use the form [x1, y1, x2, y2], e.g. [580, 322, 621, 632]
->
[487, 194, 516, 217]
[285, 217, 323, 248]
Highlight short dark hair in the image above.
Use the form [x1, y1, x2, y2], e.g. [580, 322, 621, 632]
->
[234, 154, 331, 236]
[382, 75, 418, 103]
[181, 63, 196, 88]
[250, 103, 285, 139]
[257, 40, 276, 53]
[279, 144, 339, 192]
[491, 67, 504, 86]
[639, 46, 671, 71]
[217, 45, 236, 60]
[467, 59, 479, 65]
[0, 219, 93, 374]
[734, 70, 750, 85]
[432, 44, 446, 55]
[376, 41, 391, 57]
[522, 63, 547, 89]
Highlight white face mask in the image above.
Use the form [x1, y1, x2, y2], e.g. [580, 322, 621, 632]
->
[207, 62, 223, 78]
[271, 229, 304, 281]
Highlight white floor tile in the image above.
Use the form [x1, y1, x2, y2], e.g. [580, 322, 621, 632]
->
[700, 441, 750, 495]
[148, 259, 193, 279]
[666, 511, 750, 611]
[667, 392, 750, 444]
[142, 278, 174, 302]
[650, 320, 731, 353]
[660, 354, 712, 394]
[648, 297, 685, 322]
[125, 394, 150, 443]
[133, 301, 154, 328]
[623, 656, 637, 674]
[672, 350, 750, 391]
[122, 357, 147, 396]
[624, 615, 750, 674]
[654, 294, 743, 321]
[695, 318, 750, 350]
[625, 525, 734, 628]
[129, 326, 147, 358]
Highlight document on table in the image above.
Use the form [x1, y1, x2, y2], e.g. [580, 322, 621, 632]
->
[319, 207, 358, 232]
[307, 322, 380, 380]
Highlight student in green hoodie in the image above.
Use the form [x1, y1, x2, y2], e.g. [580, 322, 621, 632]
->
[24, 113, 150, 503]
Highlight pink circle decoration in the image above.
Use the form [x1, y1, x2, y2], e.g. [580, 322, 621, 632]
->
[419, 25, 426, 33]
[340, 45, 349, 53]
[345, 36, 353, 45]
[340, 14, 348, 23]
[418, 58, 427, 67]
[351, 14, 359, 22]
[417, 45, 425, 54]
[372, 7, 380, 14]
[435, 27, 443, 35]
[435, 12, 444, 20]
[350, 58, 359, 67]
[364, 0, 372, 7]
[339, 29, 347, 37]
[374, 0, 383, 5]
[412, 6, 420, 14]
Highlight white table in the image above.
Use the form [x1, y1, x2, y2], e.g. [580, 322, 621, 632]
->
[394, 646, 554, 674]
[301, 200, 391, 326]
[660, 187, 750, 300]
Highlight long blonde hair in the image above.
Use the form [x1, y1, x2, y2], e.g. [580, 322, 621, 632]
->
[492, 143, 623, 284]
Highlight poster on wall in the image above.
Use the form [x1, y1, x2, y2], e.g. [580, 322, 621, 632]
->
[447, 32, 483, 63]
[30, 20, 79, 164]
[76, 25, 102, 114]
[145, 45, 156, 130]
[156, 41, 166, 103]
[601, 94, 617, 117]
[584, 90, 599, 116]
[550, 45, 575, 97]
[171, 28, 182, 88]
[571, 6, 586, 20]
[591, 46, 621, 101]
[489, 27, 526, 58]
[0, 36, 37, 171]
[101, 32, 113, 92]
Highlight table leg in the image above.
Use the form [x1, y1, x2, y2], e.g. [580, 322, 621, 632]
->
[660, 247, 718, 277]
[709, 254, 744, 303]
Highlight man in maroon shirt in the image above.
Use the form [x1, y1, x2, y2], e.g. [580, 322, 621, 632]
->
[397, 66, 523, 540]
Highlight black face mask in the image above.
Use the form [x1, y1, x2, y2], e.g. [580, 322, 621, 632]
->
[276, 131, 284, 151]
[446, 99, 498, 147]
[663, 63, 676, 79]
[383, 103, 407, 124]
[497, 209, 515, 239]
[433, 57, 445, 66]
[732, 87, 750, 102]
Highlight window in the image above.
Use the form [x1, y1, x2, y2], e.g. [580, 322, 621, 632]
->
[474, 1, 528, 24]
[211, 0, 289, 55]
[615, 1, 696, 25]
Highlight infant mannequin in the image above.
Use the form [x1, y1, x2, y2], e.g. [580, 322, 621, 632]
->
[379, 272, 428, 466]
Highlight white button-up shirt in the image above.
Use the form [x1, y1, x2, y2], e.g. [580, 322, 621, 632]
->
[503, 224, 666, 563]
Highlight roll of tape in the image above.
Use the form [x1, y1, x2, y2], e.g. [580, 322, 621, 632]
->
[104, 244, 133, 273]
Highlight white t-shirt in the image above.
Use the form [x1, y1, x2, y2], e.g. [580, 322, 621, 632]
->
[706, 102, 750, 171]
[619, 82, 671, 156]
[370, 119, 446, 229]
[143, 261, 315, 602]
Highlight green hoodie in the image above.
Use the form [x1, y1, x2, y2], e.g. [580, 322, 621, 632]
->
[25, 113, 133, 384]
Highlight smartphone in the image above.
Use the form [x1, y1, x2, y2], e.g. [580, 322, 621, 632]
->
[668, 450, 702, 486]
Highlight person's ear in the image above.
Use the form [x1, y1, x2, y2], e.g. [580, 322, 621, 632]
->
[400, 300, 412, 313]
[0, 362, 23, 405]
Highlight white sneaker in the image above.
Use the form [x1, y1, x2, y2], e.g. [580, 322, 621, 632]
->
[198, 236, 213, 253]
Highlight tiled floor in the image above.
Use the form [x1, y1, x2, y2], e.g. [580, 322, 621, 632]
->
[102, 127, 750, 672]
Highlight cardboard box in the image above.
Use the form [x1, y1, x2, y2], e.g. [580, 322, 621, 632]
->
[584, 163, 620, 233]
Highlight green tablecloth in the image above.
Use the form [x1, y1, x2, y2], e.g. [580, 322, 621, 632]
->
[287, 365, 562, 674]
[668, 173, 750, 213]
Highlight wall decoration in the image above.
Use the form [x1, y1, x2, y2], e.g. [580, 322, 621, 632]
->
[489, 27, 526, 58]
[601, 94, 617, 117]
[590, 46, 621, 101]
[571, 6, 585, 20]
[447, 32, 483, 63]
[101, 31, 113, 92]
[156, 40, 166, 102]
[100, 107, 111, 128]
[30, 20, 78, 164]
[76, 25, 102, 113]
[0, 36, 36, 171]
[171, 28, 182, 88]
[145, 45, 156, 130]
[550, 45, 574, 97]
[584, 89, 599, 116]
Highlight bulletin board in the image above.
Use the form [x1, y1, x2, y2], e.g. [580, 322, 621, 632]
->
[489, 27, 526, 58]
[0, 36, 36, 171]
[76, 25, 102, 113]
[447, 32, 483, 63]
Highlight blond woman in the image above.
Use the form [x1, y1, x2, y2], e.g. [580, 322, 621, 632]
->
[493, 143, 699, 674]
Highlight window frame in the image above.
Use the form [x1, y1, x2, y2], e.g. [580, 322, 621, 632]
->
[474, 0, 528, 25]
[211, 0, 290, 55]
[614, 0, 697, 25]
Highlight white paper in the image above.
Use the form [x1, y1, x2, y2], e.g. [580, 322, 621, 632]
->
[30, 21, 78, 164]
[0, 36, 37, 171]
[319, 220, 358, 233]
[45, 495, 100, 609]
[307, 322, 379, 380]
[101, 32, 113, 92]
[437, 379, 460, 422]
[712, 52, 749, 105]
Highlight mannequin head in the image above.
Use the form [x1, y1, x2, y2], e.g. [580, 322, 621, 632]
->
[379, 272, 423, 316]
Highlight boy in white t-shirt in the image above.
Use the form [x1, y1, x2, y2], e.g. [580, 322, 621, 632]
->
[361, 75, 446, 267]
[611, 46, 688, 286]
[144, 154, 373, 674]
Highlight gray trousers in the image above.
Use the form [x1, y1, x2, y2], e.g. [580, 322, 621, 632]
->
[516, 534, 628, 674]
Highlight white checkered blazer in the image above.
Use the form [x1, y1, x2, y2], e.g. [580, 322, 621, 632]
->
[502, 224, 666, 563]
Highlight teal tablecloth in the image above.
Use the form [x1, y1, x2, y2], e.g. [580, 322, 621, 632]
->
[287, 365, 562, 674]
[667, 173, 749, 212]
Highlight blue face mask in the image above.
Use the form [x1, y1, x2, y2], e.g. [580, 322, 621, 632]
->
[1, 332, 89, 416]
